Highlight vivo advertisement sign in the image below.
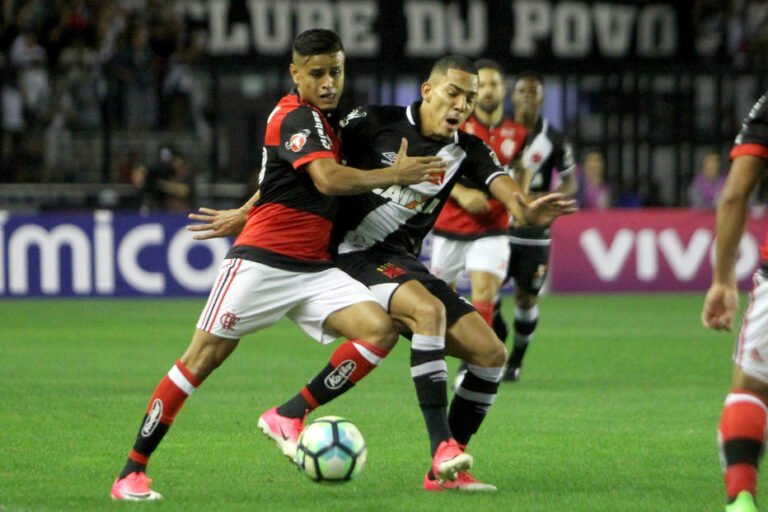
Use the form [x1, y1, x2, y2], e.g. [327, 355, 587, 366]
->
[549, 209, 768, 293]
[0, 211, 230, 297]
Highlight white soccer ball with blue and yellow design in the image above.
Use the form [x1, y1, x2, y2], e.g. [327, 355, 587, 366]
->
[296, 416, 367, 483]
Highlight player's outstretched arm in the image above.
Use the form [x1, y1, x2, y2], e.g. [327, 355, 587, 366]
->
[702, 154, 765, 330]
[307, 138, 446, 195]
[186, 191, 259, 240]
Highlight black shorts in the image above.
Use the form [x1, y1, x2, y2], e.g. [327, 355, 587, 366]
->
[334, 250, 475, 328]
[505, 240, 551, 295]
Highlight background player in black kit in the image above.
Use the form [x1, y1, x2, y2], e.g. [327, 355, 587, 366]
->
[191, 56, 576, 492]
[702, 91, 768, 512]
[495, 71, 578, 382]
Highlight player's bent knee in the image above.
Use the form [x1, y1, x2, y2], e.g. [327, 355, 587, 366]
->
[411, 298, 446, 331]
[472, 338, 507, 367]
[357, 312, 399, 349]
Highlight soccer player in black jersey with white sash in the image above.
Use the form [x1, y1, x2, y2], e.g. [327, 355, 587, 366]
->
[495, 71, 578, 382]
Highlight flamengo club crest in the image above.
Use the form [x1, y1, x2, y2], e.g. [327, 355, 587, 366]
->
[220, 311, 238, 330]
[286, 129, 310, 152]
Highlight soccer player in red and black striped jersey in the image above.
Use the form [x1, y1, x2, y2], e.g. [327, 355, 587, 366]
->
[429, 59, 527, 387]
[702, 91, 768, 512]
[110, 29, 452, 501]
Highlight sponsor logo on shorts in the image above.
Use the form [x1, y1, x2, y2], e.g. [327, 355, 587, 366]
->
[324, 360, 357, 389]
[377, 263, 406, 279]
[220, 312, 238, 330]
[141, 399, 163, 437]
[286, 129, 310, 152]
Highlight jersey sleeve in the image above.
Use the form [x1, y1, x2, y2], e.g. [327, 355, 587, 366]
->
[277, 106, 337, 170]
[461, 135, 508, 190]
[555, 138, 577, 177]
[731, 92, 768, 161]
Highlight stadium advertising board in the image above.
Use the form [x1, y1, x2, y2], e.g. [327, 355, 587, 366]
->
[4, 209, 767, 297]
[182, 0, 694, 68]
[0, 211, 230, 297]
[549, 209, 768, 293]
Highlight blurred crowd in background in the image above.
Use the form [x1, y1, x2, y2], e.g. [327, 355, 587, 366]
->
[0, 0, 765, 212]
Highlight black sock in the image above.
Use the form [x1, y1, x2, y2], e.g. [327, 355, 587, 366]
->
[449, 365, 502, 446]
[511, 306, 538, 367]
[411, 334, 451, 455]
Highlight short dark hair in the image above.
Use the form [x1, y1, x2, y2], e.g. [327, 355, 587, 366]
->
[429, 55, 478, 80]
[514, 70, 544, 86]
[474, 58, 504, 76]
[293, 29, 344, 57]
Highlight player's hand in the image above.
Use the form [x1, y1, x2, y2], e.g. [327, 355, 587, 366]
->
[701, 282, 739, 331]
[515, 192, 577, 227]
[187, 207, 248, 240]
[392, 138, 447, 185]
[455, 187, 490, 215]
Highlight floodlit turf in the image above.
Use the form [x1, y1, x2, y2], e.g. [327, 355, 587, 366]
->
[0, 293, 744, 511]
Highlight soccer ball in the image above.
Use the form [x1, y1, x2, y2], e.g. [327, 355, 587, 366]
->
[296, 416, 367, 483]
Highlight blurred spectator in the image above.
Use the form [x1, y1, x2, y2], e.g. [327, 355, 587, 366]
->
[1, 65, 25, 177]
[688, 150, 726, 209]
[132, 144, 195, 213]
[109, 21, 157, 130]
[10, 29, 51, 124]
[59, 33, 103, 130]
[579, 150, 611, 209]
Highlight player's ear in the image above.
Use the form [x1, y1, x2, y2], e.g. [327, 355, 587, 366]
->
[289, 63, 299, 85]
[421, 82, 432, 102]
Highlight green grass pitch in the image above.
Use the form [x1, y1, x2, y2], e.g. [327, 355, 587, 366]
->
[0, 293, 745, 511]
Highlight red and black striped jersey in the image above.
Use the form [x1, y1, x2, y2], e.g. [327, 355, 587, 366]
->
[333, 102, 507, 257]
[432, 114, 526, 240]
[228, 92, 341, 271]
[730, 91, 768, 261]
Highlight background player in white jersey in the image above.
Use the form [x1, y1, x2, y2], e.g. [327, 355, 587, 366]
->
[109, 29, 451, 501]
[495, 70, 578, 382]
[429, 59, 527, 386]
[702, 91, 768, 512]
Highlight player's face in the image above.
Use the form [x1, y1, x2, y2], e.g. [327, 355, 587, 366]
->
[290, 51, 345, 111]
[421, 68, 478, 139]
[512, 77, 543, 121]
[476, 68, 505, 115]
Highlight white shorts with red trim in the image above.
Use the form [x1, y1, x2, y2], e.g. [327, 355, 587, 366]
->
[735, 270, 768, 383]
[430, 235, 510, 284]
[196, 258, 377, 344]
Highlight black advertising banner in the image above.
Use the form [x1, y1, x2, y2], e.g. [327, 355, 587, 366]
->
[177, 0, 696, 70]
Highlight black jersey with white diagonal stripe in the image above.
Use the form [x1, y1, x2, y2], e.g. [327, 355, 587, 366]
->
[333, 101, 507, 257]
[523, 117, 576, 194]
